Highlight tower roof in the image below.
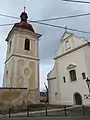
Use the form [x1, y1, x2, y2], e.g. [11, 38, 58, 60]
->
[14, 11, 34, 32]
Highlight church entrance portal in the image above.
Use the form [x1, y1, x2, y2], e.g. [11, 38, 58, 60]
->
[74, 93, 82, 105]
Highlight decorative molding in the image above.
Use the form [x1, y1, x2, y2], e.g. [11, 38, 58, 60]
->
[18, 60, 25, 65]
[5, 53, 40, 63]
[54, 42, 89, 60]
[61, 31, 73, 41]
[0, 87, 27, 89]
[47, 77, 56, 80]
[23, 68, 32, 79]
[13, 53, 39, 61]
[6, 27, 42, 42]
[67, 64, 76, 70]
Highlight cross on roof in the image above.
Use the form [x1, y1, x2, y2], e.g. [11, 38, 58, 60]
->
[24, 0, 27, 12]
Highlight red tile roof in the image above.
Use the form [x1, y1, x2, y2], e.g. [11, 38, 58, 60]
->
[14, 12, 34, 32]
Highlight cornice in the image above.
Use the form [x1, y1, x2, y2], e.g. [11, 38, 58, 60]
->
[54, 42, 89, 60]
[5, 53, 39, 63]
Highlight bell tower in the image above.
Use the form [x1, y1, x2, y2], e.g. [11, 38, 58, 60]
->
[3, 11, 41, 96]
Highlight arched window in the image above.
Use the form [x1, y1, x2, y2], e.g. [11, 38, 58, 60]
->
[69, 70, 77, 81]
[65, 41, 70, 50]
[24, 38, 30, 51]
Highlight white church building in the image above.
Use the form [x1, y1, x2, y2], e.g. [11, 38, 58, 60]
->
[47, 31, 90, 105]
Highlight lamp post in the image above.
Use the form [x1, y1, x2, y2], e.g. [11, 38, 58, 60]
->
[44, 83, 48, 103]
[86, 77, 90, 94]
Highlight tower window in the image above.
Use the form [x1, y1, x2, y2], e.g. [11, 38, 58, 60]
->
[24, 38, 30, 51]
[69, 70, 77, 81]
[63, 77, 66, 83]
[82, 73, 86, 80]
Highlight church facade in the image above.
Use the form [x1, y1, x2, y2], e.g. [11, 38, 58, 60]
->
[47, 31, 90, 105]
[3, 11, 41, 103]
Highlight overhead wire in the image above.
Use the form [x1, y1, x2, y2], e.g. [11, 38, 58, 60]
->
[0, 13, 90, 34]
[32, 20, 90, 34]
[0, 12, 90, 22]
[0, 13, 20, 20]
[34, 13, 90, 22]
[0, 20, 89, 35]
[62, 0, 90, 4]
[0, 23, 14, 26]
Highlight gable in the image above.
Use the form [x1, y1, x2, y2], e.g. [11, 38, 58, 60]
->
[54, 30, 89, 60]
[61, 31, 73, 41]
[67, 64, 76, 70]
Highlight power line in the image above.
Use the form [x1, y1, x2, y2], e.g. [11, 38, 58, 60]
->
[0, 13, 90, 34]
[0, 23, 14, 26]
[32, 20, 90, 34]
[0, 12, 90, 23]
[0, 13, 20, 20]
[62, 0, 90, 4]
[33, 13, 90, 22]
[0, 20, 89, 35]
[0, 19, 89, 35]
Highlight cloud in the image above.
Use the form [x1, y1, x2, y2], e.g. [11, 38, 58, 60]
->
[40, 62, 54, 90]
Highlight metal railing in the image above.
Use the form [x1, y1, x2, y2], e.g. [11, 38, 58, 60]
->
[4, 104, 90, 118]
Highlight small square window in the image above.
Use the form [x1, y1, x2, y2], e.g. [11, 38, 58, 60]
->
[82, 73, 86, 80]
[63, 77, 66, 83]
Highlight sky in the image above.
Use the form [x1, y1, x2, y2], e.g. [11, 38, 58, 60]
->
[0, 0, 90, 90]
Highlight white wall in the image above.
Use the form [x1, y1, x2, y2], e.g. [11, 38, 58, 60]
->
[48, 32, 90, 105]
[47, 65, 59, 104]
[48, 78, 57, 104]
[56, 47, 89, 105]
[84, 45, 90, 79]
[3, 27, 40, 90]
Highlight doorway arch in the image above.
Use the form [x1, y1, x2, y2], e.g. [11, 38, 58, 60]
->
[74, 93, 82, 105]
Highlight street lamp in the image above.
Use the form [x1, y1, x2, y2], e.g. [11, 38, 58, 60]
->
[86, 77, 90, 94]
[44, 83, 48, 103]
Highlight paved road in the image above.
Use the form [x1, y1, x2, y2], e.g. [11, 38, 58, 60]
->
[0, 116, 90, 120]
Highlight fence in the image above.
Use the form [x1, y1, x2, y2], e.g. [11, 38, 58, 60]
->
[1, 104, 90, 117]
